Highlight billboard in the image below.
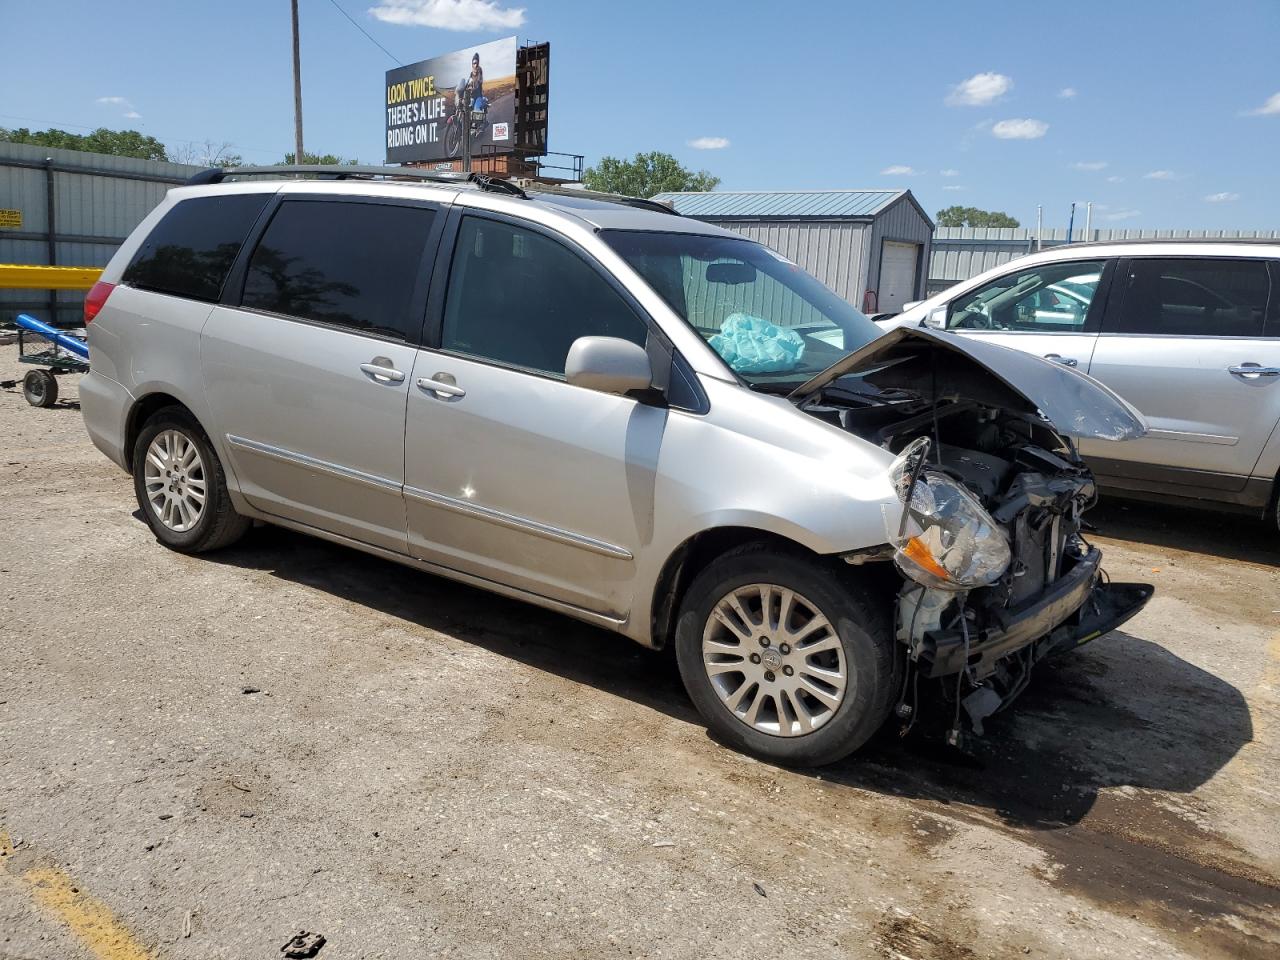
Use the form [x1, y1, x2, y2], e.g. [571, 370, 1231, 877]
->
[385, 36, 518, 165]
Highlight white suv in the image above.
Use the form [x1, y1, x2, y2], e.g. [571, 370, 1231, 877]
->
[881, 242, 1280, 531]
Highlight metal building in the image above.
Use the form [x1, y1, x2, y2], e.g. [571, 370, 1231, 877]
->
[651, 189, 934, 313]
[0, 141, 199, 326]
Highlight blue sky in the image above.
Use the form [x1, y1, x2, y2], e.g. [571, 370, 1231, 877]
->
[4, 0, 1279, 229]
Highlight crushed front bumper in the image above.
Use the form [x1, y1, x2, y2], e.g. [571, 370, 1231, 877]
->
[919, 547, 1153, 678]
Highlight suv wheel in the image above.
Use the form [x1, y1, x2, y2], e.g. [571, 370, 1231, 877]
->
[674, 545, 898, 767]
[132, 408, 250, 553]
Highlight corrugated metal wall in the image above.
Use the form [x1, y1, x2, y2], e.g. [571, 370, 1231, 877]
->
[700, 220, 872, 304]
[928, 227, 1280, 295]
[0, 142, 199, 325]
[867, 196, 934, 304]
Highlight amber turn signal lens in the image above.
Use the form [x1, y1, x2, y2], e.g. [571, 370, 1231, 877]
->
[902, 535, 951, 582]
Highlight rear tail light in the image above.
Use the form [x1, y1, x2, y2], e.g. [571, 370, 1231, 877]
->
[84, 280, 116, 324]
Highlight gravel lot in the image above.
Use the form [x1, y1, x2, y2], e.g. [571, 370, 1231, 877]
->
[2, 348, 1278, 960]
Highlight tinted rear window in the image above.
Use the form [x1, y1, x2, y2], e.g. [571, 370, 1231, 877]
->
[1112, 258, 1271, 337]
[123, 194, 270, 302]
[240, 200, 436, 340]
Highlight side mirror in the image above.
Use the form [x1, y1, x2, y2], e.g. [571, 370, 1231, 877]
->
[566, 336, 654, 396]
[923, 306, 947, 330]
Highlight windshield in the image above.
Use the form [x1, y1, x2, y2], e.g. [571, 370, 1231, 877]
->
[602, 230, 882, 388]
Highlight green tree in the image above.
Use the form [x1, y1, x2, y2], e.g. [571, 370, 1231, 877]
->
[0, 126, 168, 161]
[935, 205, 1020, 228]
[281, 151, 360, 166]
[583, 151, 719, 198]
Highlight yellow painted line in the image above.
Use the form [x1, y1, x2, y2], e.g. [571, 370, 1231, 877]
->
[0, 263, 103, 290]
[0, 830, 155, 960]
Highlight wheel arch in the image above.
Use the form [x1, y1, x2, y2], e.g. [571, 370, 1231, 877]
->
[648, 525, 895, 651]
[125, 392, 199, 464]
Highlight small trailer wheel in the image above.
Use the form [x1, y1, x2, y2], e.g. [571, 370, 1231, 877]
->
[22, 369, 59, 408]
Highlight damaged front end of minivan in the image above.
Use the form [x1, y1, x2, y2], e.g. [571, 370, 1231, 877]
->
[792, 327, 1154, 739]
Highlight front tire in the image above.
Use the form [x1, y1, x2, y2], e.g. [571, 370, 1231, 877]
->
[132, 408, 249, 553]
[674, 544, 899, 767]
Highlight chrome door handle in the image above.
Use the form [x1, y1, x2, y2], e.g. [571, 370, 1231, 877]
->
[1043, 353, 1078, 367]
[360, 360, 405, 383]
[416, 375, 466, 398]
[1228, 363, 1280, 379]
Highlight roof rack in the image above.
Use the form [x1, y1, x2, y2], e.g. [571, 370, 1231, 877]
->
[184, 164, 528, 198]
[520, 182, 682, 216]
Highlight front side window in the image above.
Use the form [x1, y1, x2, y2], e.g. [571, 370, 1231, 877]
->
[602, 230, 881, 389]
[241, 200, 436, 340]
[947, 260, 1106, 333]
[124, 194, 270, 302]
[1110, 258, 1270, 337]
[441, 217, 649, 377]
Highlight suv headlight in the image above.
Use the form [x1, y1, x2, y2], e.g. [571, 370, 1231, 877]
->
[886, 438, 1011, 591]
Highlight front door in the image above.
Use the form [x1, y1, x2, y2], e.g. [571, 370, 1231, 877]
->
[1080, 256, 1280, 484]
[403, 213, 663, 619]
[942, 257, 1111, 375]
[202, 195, 442, 553]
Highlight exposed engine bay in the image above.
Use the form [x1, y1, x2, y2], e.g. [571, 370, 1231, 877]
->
[795, 338, 1153, 741]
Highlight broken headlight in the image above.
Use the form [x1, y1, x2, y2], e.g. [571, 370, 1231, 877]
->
[887, 437, 1011, 591]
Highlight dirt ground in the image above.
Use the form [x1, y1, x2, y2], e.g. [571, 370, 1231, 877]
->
[1, 348, 1278, 960]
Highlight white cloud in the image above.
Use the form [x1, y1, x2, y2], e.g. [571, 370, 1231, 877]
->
[1103, 209, 1141, 221]
[940, 168, 960, 177]
[1246, 91, 1280, 116]
[369, 0, 525, 31]
[687, 136, 730, 150]
[97, 96, 141, 120]
[991, 118, 1048, 140]
[942, 185, 964, 191]
[1106, 175, 1124, 183]
[946, 72, 1012, 107]
[1073, 161, 1108, 171]
[1204, 191, 1240, 203]
[1142, 169, 1178, 180]
[880, 164, 920, 176]
[1058, 87, 1078, 99]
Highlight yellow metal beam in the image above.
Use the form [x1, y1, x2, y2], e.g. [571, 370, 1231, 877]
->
[0, 264, 103, 291]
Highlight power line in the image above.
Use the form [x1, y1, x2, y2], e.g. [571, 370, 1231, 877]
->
[324, 0, 403, 65]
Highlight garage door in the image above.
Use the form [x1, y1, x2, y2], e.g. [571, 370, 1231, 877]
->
[878, 241, 919, 313]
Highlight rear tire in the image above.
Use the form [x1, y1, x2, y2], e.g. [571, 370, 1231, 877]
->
[22, 370, 58, 407]
[674, 544, 899, 767]
[132, 407, 250, 553]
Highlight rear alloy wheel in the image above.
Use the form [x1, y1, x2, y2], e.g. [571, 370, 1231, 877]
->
[132, 408, 250, 553]
[675, 546, 898, 767]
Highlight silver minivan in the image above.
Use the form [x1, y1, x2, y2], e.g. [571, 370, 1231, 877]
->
[81, 167, 1152, 766]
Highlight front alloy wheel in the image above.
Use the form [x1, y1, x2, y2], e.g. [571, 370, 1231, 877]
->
[675, 545, 898, 767]
[703, 584, 848, 736]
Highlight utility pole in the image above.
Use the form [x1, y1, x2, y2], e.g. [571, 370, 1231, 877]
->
[461, 98, 472, 173]
[291, 0, 305, 165]
[1084, 201, 1093, 241]
[1036, 205, 1043, 251]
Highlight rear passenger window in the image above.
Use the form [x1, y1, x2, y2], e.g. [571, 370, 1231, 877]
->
[1112, 259, 1270, 337]
[441, 216, 649, 376]
[123, 194, 269, 302]
[241, 200, 436, 340]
